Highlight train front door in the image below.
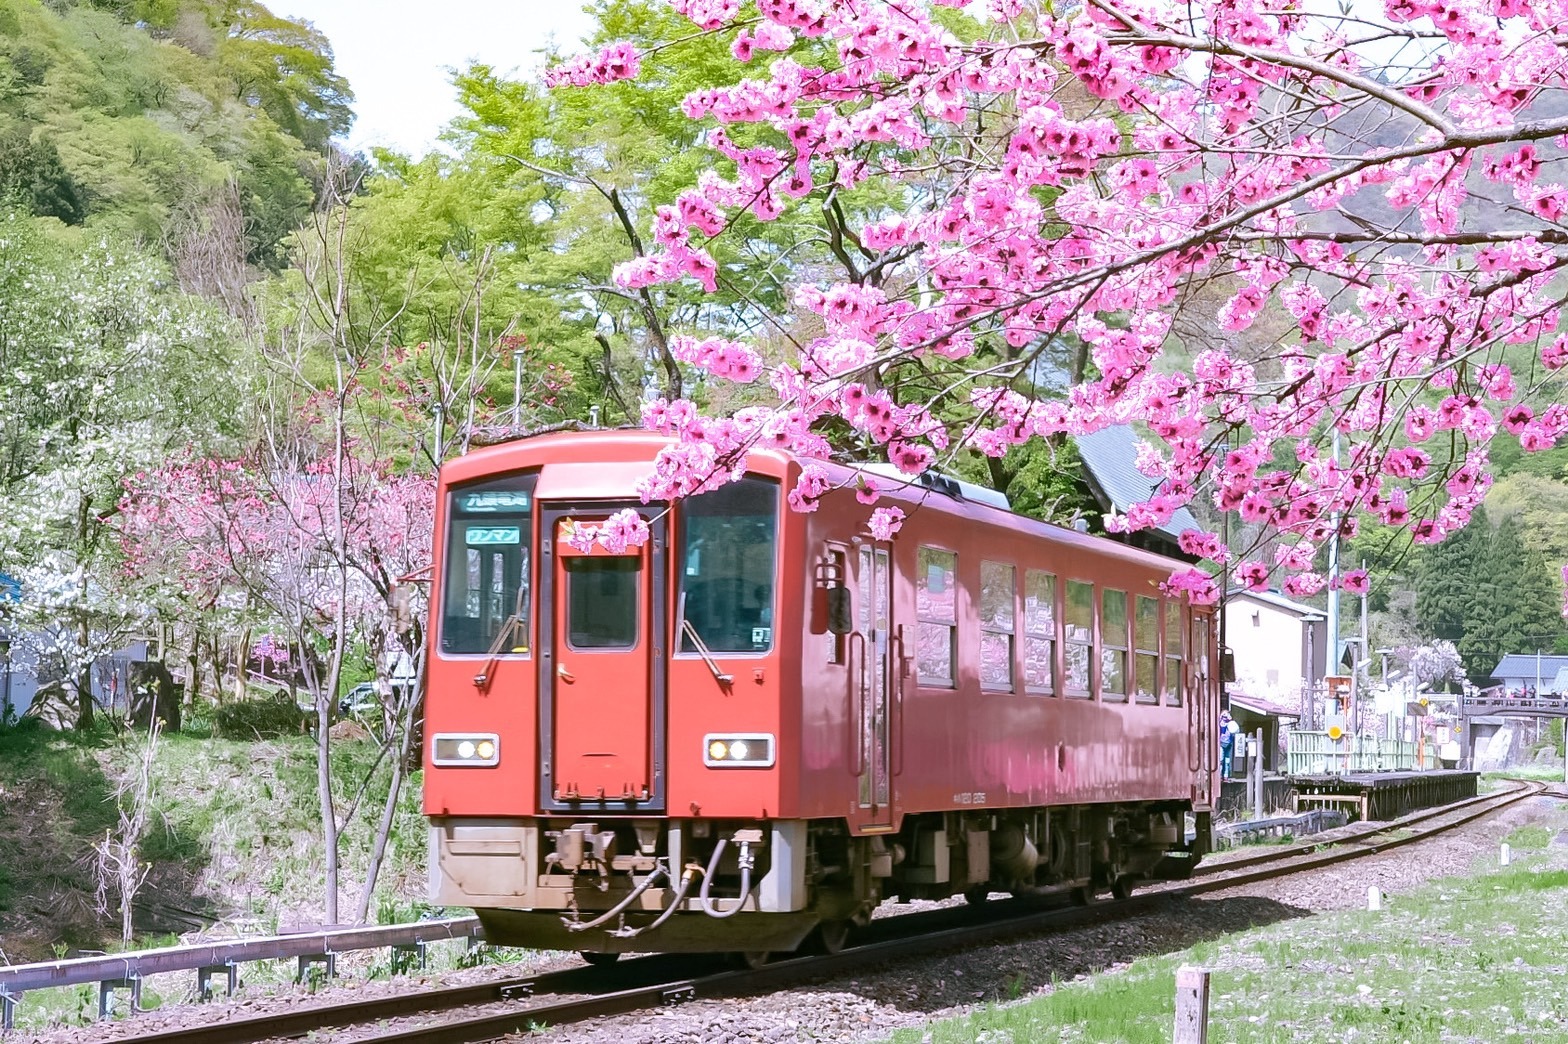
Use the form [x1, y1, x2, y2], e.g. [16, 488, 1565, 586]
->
[538, 505, 666, 812]
[851, 543, 895, 832]
[1189, 608, 1217, 810]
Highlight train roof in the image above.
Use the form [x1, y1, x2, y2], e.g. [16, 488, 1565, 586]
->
[442, 428, 1189, 575]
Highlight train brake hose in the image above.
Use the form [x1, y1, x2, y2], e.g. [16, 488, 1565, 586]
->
[562, 863, 668, 932]
[698, 837, 757, 919]
[612, 863, 702, 938]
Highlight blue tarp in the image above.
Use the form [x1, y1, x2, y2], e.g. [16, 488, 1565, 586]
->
[0, 572, 17, 603]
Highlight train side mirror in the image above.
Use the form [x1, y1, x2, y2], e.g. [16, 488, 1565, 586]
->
[826, 585, 852, 636]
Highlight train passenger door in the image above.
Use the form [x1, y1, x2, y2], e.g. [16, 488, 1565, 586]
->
[1189, 608, 1217, 809]
[538, 504, 666, 812]
[852, 543, 894, 831]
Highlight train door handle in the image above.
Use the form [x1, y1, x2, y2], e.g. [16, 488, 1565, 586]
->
[558, 665, 575, 683]
[847, 631, 867, 776]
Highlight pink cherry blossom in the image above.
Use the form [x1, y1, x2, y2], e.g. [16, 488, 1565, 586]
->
[543, 0, 1568, 611]
[867, 506, 906, 540]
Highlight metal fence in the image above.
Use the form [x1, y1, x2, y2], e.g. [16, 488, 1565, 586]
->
[1286, 731, 1439, 774]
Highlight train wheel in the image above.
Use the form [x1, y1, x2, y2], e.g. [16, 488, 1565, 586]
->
[579, 951, 621, 966]
[963, 885, 991, 905]
[1111, 876, 1136, 901]
[815, 920, 853, 955]
[1071, 884, 1100, 906]
[738, 950, 771, 970]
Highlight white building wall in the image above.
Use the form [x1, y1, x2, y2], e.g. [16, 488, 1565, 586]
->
[1226, 598, 1310, 710]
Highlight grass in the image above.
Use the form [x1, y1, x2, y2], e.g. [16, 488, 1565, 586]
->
[0, 707, 441, 1030]
[891, 825, 1568, 1043]
[1504, 825, 1554, 850]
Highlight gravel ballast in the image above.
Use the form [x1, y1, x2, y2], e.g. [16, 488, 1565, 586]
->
[15, 790, 1556, 1044]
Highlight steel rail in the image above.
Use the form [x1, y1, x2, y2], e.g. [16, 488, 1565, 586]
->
[108, 779, 1544, 1044]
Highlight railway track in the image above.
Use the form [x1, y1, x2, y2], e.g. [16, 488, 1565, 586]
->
[107, 779, 1547, 1044]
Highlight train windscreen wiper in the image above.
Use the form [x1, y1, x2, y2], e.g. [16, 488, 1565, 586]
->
[678, 592, 733, 688]
[473, 586, 528, 689]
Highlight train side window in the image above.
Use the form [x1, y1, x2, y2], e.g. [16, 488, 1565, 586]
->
[1023, 570, 1056, 696]
[1064, 580, 1094, 697]
[916, 547, 957, 688]
[1101, 589, 1128, 701]
[826, 547, 848, 665]
[1135, 595, 1159, 704]
[1163, 600, 1184, 706]
[979, 561, 1015, 692]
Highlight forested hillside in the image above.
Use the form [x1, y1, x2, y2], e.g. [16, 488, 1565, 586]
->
[0, 0, 349, 271]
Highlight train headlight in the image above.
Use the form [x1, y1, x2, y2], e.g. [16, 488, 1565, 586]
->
[432, 733, 501, 767]
[702, 733, 775, 768]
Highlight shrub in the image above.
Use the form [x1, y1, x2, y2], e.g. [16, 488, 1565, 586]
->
[213, 696, 310, 739]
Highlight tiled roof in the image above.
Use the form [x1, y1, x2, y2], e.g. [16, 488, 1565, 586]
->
[1075, 425, 1202, 539]
[1225, 587, 1324, 619]
[1491, 653, 1568, 681]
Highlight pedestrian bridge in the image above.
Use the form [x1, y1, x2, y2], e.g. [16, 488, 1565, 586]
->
[1460, 694, 1568, 718]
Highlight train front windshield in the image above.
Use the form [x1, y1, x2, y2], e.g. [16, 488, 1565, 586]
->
[441, 476, 536, 655]
[678, 477, 779, 654]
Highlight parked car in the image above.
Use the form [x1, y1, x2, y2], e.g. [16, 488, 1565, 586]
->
[339, 682, 379, 717]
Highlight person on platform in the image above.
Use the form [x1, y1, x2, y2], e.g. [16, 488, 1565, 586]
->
[1219, 710, 1240, 778]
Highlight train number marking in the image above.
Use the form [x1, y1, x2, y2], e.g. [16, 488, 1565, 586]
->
[953, 792, 986, 805]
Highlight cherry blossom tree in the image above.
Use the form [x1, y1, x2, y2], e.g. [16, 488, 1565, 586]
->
[120, 443, 433, 922]
[548, 0, 1568, 603]
[122, 160, 438, 923]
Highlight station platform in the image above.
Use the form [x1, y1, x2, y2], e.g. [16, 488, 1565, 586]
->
[1290, 770, 1478, 822]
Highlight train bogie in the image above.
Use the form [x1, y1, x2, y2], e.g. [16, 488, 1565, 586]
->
[424, 431, 1219, 955]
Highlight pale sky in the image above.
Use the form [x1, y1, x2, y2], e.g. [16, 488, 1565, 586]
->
[279, 3, 598, 156]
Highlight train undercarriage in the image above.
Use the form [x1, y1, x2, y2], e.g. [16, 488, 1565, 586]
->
[432, 801, 1205, 956]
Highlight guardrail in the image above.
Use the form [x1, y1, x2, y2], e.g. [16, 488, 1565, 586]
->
[1215, 808, 1348, 848]
[0, 915, 482, 1029]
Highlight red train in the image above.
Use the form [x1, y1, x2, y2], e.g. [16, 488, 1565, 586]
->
[424, 429, 1219, 958]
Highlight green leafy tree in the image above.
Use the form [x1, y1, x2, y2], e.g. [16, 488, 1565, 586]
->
[0, 211, 240, 728]
[0, 0, 340, 271]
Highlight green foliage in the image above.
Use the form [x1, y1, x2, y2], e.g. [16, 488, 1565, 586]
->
[1455, 515, 1566, 679]
[0, 125, 84, 222]
[1415, 505, 1485, 644]
[212, 695, 309, 739]
[0, 0, 342, 267]
[955, 437, 1098, 523]
[1406, 506, 1561, 679]
[1502, 825, 1552, 850]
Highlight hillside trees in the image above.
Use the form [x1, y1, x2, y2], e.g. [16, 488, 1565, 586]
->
[543, 0, 1568, 606]
[0, 210, 240, 728]
[0, 0, 349, 270]
[121, 164, 442, 921]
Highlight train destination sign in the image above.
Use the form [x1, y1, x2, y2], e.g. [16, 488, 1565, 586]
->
[458, 491, 531, 513]
[465, 526, 521, 545]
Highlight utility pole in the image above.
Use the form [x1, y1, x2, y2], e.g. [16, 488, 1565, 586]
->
[1325, 430, 1341, 726]
[1357, 559, 1368, 736]
[512, 348, 524, 429]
